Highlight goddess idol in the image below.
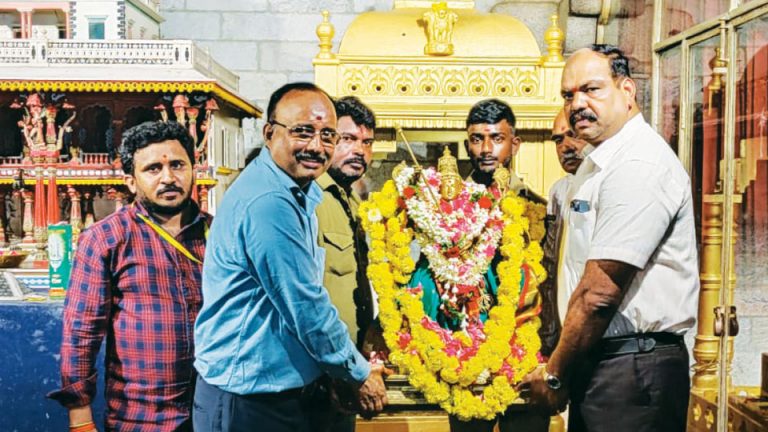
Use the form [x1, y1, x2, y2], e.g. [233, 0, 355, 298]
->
[359, 148, 547, 420]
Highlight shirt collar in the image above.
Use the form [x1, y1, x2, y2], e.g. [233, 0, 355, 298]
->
[586, 113, 644, 170]
[131, 199, 207, 233]
[316, 172, 363, 208]
[258, 146, 323, 209]
[316, 172, 338, 191]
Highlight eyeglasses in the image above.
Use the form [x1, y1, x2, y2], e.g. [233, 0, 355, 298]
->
[271, 120, 339, 146]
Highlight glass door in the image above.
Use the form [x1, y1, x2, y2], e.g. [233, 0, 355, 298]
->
[655, 2, 768, 431]
[730, 5, 768, 389]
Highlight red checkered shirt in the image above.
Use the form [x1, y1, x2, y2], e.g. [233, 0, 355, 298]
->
[48, 203, 210, 431]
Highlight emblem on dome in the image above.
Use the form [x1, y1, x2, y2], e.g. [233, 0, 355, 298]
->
[421, 2, 458, 56]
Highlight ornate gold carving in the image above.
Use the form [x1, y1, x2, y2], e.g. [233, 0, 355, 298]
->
[705, 409, 715, 430]
[316, 10, 335, 60]
[493, 166, 510, 196]
[375, 118, 557, 131]
[342, 66, 539, 97]
[544, 15, 564, 63]
[395, 0, 474, 8]
[421, 2, 458, 56]
[693, 402, 702, 421]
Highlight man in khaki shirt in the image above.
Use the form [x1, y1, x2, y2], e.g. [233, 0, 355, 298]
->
[316, 96, 377, 432]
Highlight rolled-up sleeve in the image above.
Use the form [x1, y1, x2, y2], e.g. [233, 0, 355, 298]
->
[588, 159, 684, 269]
[47, 228, 111, 407]
[244, 195, 370, 384]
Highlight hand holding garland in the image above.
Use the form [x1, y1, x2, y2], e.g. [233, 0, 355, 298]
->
[516, 259, 636, 415]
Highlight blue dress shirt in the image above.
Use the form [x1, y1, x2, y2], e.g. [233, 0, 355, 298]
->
[194, 148, 370, 394]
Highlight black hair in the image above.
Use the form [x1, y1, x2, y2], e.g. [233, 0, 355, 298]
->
[335, 96, 376, 130]
[466, 98, 516, 131]
[589, 44, 632, 79]
[266, 82, 333, 123]
[120, 121, 195, 175]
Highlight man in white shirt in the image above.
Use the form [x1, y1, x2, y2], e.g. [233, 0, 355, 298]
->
[539, 109, 586, 356]
[519, 45, 699, 432]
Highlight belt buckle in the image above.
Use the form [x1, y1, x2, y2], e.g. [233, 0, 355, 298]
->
[638, 336, 656, 353]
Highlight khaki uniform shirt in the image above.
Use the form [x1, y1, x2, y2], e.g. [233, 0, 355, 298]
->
[316, 173, 374, 348]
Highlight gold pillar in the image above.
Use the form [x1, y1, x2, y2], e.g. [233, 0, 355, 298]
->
[691, 194, 737, 393]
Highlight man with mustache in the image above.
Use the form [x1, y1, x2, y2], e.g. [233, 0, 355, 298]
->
[539, 109, 587, 357]
[193, 83, 388, 432]
[49, 121, 210, 431]
[314, 95, 378, 432]
[519, 45, 699, 432]
[408, 99, 549, 432]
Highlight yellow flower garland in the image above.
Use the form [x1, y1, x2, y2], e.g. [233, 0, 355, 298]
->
[360, 180, 547, 421]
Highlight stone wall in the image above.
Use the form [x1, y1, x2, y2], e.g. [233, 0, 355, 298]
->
[160, 0, 599, 109]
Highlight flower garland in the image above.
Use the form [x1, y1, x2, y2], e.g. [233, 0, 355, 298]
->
[359, 175, 548, 421]
[396, 167, 506, 322]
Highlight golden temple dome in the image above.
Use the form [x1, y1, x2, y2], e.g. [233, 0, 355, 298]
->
[338, 6, 541, 60]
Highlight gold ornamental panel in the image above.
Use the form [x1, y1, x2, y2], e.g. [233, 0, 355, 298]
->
[341, 65, 540, 98]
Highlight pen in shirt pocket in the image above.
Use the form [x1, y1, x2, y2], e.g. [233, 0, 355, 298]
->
[570, 199, 591, 213]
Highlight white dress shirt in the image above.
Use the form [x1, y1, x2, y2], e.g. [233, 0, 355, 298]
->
[548, 175, 573, 217]
[557, 114, 700, 335]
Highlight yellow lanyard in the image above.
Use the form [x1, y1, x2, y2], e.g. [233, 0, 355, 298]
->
[136, 212, 207, 265]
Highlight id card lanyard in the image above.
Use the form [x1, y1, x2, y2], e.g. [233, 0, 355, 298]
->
[135, 212, 208, 265]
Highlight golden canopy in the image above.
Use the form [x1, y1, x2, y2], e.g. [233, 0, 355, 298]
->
[338, 7, 541, 59]
[313, 0, 567, 196]
[314, 1, 564, 131]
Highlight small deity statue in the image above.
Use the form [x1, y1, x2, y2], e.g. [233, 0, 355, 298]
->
[438, 147, 463, 200]
[195, 98, 219, 167]
[422, 2, 458, 56]
[69, 146, 81, 165]
[173, 94, 189, 125]
[56, 111, 76, 152]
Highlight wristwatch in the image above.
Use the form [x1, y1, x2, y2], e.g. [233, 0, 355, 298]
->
[544, 370, 562, 390]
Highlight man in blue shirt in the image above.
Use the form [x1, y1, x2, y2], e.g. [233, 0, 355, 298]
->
[193, 82, 388, 432]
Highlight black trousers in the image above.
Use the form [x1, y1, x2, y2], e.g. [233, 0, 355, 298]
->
[449, 406, 550, 432]
[568, 340, 690, 432]
[192, 375, 330, 432]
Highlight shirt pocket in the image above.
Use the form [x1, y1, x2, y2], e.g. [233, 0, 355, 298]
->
[567, 206, 596, 262]
[322, 231, 356, 276]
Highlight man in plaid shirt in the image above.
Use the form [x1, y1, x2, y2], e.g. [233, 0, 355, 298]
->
[48, 121, 211, 432]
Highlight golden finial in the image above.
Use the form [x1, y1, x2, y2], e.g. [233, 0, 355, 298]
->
[316, 10, 335, 60]
[708, 47, 727, 93]
[438, 147, 463, 200]
[707, 47, 727, 115]
[543, 15, 564, 63]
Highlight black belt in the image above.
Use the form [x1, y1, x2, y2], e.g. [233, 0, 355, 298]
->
[598, 332, 683, 357]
